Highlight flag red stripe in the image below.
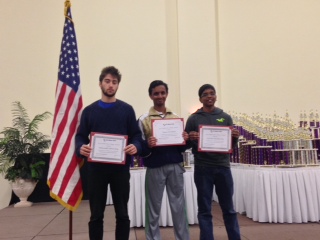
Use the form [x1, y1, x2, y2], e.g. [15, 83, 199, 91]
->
[51, 88, 75, 165]
[56, 102, 82, 198]
[51, 82, 67, 131]
[50, 85, 76, 187]
[67, 174, 82, 206]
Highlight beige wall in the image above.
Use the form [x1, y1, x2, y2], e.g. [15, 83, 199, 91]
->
[177, 0, 220, 117]
[218, 1, 320, 118]
[1, 0, 320, 208]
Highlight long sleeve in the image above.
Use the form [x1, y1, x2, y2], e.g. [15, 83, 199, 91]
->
[185, 115, 198, 150]
[75, 108, 90, 158]
[126, 106, 143, 155]
[137, 117, 152, 158]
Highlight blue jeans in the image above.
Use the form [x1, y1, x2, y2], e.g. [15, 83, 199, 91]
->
[194, 165, 241, 240]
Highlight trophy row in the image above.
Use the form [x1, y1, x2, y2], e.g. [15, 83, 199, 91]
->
[231, 111, 320, 166]
[130, 110, 320, 167]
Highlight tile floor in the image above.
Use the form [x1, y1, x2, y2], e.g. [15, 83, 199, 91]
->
[0, 200, 319, 240]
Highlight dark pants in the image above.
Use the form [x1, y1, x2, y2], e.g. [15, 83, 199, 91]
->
[88, 168, 130, 240]
[194, 165, 241, 240]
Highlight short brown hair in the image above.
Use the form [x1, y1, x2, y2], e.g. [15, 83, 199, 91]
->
[99, 66, 122, 83]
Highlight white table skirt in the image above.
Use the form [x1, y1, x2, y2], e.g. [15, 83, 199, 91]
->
[230, 164, 320, 223]
[106, 165, 320, 226]
[106, 167, 198, 227]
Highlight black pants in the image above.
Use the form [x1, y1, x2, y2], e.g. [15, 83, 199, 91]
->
[88, 168, 130, 240]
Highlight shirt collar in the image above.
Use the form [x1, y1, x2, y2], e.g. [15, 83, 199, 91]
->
[148, 106, 173, 117]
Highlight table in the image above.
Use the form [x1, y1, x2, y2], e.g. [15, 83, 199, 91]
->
[107, 164, 320, 227]
[230, 164, 320, 223]
[106, 167, 198, 227]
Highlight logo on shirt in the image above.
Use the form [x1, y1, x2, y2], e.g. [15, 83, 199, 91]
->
[216, 118, 225, 122]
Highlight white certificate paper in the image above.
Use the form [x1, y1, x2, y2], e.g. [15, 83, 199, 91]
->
[152, 118, 185, 146]
[88, 132, 128, 164]
[198, 125, 232, 153]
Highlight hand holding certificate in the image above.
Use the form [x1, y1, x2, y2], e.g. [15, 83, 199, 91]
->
[152, 118, 185, 146]
[198, 125, 232, 153]
[89, 132, 128, 164]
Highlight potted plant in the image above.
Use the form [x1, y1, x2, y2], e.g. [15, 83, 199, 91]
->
[0, 101, 51, 207]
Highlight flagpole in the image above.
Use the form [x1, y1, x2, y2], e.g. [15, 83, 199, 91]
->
[64, 0, 72, 22]
[49, 0, 83, 238]
[65, 2, 73, 240]
[69, 211, 73, 240]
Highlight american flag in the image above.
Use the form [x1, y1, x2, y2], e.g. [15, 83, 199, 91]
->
[47, 4, 83, 211]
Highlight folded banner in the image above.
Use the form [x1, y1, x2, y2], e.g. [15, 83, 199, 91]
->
[47, 1, 83, 212]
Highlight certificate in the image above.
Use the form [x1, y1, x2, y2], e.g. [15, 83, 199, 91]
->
[198, 125, 232, 153]
[152, 118, 185, 146]
[88, 132, 128, 164]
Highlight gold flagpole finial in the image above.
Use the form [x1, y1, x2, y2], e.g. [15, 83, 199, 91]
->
[64, 0, 73, 22]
